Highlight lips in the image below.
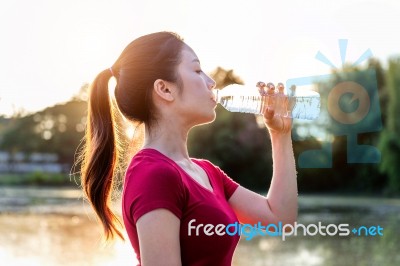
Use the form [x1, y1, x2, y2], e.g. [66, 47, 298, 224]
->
[211, 93, 217, 103]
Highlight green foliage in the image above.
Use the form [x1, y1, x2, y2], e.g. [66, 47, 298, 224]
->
[379, 58, 400, 195]
[318, 62, 384, 137]
[0, 99, 87, 164]
[298, 60, 389, 193]
[26, 172, 72, 186]
[0, 172, 75, 186]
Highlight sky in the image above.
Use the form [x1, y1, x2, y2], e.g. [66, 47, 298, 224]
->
[1, 0, 400, 116]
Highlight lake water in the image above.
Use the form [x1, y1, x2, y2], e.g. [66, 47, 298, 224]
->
[0, 187, 399, 266]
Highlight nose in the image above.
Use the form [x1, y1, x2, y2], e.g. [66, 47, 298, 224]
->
[206, 75, 216, 90]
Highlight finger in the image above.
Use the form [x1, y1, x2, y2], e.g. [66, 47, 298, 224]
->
[256, 81, 267, 96]
[256, 81, 266, 88]
[277, 83, 284, 93]
[264, 107, 275, 121]
[266, 82, 275, 94]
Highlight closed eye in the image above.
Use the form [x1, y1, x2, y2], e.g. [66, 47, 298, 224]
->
[195, 70, 202, 74]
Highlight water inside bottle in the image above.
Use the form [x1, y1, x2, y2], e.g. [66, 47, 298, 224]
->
[219, 95, 264, 114]
[289, 95, 321, 120]
[217, 92, 320, 120]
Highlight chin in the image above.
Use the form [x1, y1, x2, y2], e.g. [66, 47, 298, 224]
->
[194, 111, 217, 126]
[206, 111, 217, 124]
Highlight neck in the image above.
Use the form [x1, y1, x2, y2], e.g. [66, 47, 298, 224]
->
[143, 118, 191, 161]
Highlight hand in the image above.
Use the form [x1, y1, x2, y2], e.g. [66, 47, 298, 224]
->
[256, 82, 292, 134]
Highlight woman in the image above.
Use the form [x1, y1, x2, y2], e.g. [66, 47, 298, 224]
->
[81, 31, 297, 266]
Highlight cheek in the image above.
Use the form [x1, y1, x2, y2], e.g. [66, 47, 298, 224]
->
[181, 70, 198, 88]
[183, 75, 205, 94]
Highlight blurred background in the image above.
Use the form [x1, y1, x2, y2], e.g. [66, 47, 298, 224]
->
[1, 0, 399, 265]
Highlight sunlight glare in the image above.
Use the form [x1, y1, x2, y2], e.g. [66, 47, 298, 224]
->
[108, 77, 117, 97]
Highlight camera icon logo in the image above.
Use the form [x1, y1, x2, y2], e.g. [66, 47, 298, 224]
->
[286, 39, 382, 168]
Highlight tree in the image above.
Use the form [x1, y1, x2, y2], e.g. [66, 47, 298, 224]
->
[0, 97, 87, 168]
[379, 58, 400, 195]
[293, 59, 387, 192]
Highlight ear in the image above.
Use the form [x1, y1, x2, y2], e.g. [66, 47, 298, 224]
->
[153, 79, 175, 102]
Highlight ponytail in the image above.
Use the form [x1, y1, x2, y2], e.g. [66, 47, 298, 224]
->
[81, 68, 123, 240]
[78, 32, 186, 241]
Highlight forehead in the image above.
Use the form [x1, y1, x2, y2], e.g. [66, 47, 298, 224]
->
[180, 46, 199, 64]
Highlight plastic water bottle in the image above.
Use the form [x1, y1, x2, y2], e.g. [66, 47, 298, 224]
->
[214, 83, 321, 120]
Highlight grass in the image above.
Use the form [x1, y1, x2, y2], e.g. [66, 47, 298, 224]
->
[0, 172, 79, 186]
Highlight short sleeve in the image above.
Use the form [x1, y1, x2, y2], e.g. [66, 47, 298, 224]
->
[214, 165, 239, 199]
[193, 159, 239, 200]
[123, 160, 186, 224]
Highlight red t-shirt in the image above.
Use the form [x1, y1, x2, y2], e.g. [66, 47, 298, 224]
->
[122, 149, 240, 266]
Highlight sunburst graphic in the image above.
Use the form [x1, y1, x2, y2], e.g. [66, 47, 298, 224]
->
[318, 40, 373, 125]
[315, 39, 373, 69]
[286, 39, 382, 168]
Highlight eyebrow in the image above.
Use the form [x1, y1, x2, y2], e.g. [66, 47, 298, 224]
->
[192, 58, 200, 64]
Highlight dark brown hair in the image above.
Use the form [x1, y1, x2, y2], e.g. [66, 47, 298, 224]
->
[80, 32, 185, 240]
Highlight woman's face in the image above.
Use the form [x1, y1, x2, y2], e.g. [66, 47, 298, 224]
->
[173, 46, 217, 127]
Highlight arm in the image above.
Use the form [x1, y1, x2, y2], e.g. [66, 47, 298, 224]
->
[228, 83, 298, 225]
[136, 209, 182, 266]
